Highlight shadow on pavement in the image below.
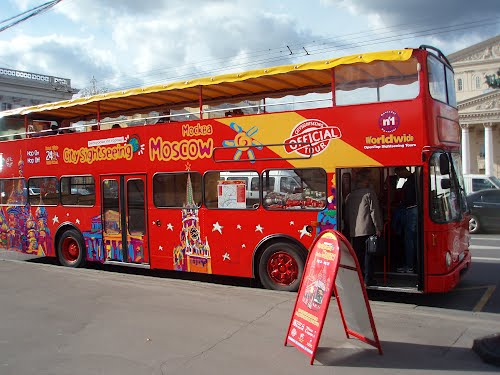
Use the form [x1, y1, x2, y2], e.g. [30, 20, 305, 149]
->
[26, 255, 259, 289]
[314, 341, 496, 371]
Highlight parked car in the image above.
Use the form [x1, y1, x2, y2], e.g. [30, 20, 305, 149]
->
[466, 189, 500, 234]
[463, 174, 500, 195]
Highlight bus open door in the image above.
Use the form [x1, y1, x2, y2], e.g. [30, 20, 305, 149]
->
[101, 175, 149, 266]
[338, 166, 423, 292]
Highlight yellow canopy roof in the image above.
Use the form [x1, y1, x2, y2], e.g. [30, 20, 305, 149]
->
[0, 49, 413, 121]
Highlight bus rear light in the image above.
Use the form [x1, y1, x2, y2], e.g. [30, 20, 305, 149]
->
[445, 252, 452, 268]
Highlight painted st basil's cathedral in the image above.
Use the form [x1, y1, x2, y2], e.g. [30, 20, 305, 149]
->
[0, 153, 52, 256]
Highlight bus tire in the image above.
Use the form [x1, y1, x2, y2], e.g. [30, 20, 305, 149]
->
[469, 215, 480, 234]
[57, 229, 87, 268]
[258, 242, 305, 292]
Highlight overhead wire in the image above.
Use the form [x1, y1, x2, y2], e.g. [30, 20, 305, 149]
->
[95, 17, 499, 92]
[0, 0, 63, 33]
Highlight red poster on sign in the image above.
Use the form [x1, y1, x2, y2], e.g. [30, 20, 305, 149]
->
[285, 231, 340, 362]
[285, 230, 382, 365]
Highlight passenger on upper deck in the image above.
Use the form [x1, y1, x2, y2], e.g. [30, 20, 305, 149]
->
[225, 108, 244, 117]
[31, 122, 58, 137]
[157, 110, 170, 123]
[49, 124, 59, 135]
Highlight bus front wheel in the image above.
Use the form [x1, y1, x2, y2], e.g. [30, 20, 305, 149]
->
[258, 242, 305, 292]
[57, 229, 87, 268]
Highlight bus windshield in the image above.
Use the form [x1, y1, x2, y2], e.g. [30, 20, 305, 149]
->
[429, 152, 464, 223]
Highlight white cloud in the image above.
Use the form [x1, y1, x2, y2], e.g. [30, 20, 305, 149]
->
[0, 33, 118, 89]
[2, 0, 499, 92]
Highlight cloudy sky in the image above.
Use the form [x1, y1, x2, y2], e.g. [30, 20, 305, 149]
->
[1, 0, 499, 92]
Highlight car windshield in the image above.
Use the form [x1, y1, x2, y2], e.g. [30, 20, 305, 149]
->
[490, 176, 500, 187]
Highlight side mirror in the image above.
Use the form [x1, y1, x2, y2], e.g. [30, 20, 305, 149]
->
[440, 178, 451, 190]
[439, 154, 450, 175]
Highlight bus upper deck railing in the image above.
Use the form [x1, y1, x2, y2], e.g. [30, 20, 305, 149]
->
[0, 97, 333, 141]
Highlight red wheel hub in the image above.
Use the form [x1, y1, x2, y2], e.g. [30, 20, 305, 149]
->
[62, 237, 79, 262]
[267, 251, 298, 286]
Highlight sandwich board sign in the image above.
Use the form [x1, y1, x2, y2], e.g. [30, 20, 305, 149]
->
[284, 229, 382, 364]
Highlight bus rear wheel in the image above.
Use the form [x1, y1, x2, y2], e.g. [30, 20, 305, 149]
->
[258, 242, 305, 292]
[57, 229, 87, 268]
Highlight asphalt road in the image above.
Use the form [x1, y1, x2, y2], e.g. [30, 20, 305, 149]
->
[1, 252, 499, 375]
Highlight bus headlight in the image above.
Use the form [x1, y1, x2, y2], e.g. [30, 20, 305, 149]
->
[446, 252, 452, 268]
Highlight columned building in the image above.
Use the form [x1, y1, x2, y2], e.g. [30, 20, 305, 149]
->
[0, 67, 77, 111]
[448, 35, 500, 177]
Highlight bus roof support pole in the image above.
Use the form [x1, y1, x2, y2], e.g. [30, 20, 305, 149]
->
[199, 86, 203, 120]
[331, 68, 336, 106]
[24, 115, 28, 134]
[97, 101, 101, 130]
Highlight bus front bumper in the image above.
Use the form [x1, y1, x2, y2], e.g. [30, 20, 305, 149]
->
[426, 251, 472, 293]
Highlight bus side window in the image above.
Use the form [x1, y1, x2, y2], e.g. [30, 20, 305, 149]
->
[60, 176, 95, 206]
[28, 177, 59, 206]
[263, 168, 326, 210]
[154, 172, 202, 208]
[204, 171, 258, 209]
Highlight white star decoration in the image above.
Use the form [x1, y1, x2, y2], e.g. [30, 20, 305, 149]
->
[167, 223, 174, 231]
[159, 245, 163, 251]
[66, 213, 70, 217]
[75, 219, 80, 224]
[241, 244, 246, 248]
[236, 224, 242, 230]
[299, 225, 311, 239]
[213, 222, 223, 234]
[255, 224, 264, 233]
[222, 252, 230, 261]
[289, 221, 295, 226]
[52, 215, 59, 224]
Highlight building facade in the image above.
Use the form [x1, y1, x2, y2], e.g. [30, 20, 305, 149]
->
[0, 67, 77, 112]
[448, 35, 500, 177]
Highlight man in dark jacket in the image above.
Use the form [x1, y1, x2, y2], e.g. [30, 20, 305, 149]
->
[345, 168, 383, 286]
[394, 166, 417, 273]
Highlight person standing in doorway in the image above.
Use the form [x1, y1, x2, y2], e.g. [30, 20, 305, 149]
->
[394, 167, 417, 273]
[344, 168, 383, 286]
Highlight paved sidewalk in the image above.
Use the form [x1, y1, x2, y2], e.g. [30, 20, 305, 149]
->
[0, 259, 499, 375]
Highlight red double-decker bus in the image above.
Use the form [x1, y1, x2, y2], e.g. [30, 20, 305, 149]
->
[0, 45, 470, 292]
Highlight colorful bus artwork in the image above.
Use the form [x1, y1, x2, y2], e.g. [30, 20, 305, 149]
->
[0, 45, 470, 292]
